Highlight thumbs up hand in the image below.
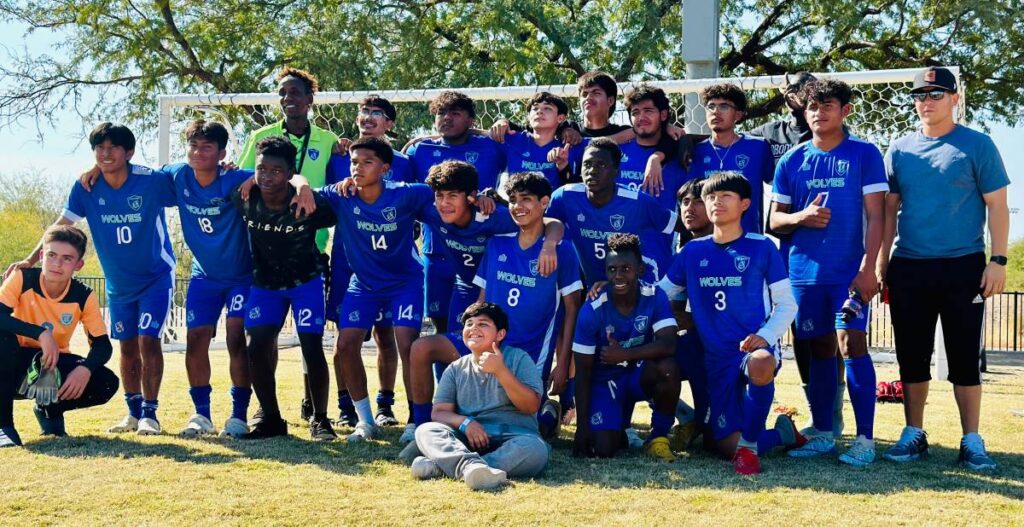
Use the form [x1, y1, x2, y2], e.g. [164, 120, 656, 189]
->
[799, 192, 831, 229]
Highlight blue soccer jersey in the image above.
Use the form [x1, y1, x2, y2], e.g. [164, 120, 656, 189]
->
[618, 140, 690, 211]
[659, 233, 789, 363]
[318, 181, 435, 293]
[572, 285, 677, 381]
[164, 163, 253, 286]
[421, 206, 519, 287]
[501, 133, 586, 189]
[325, 150, 415, 186]
[473, 234, 582, 367]
[689, 135, 775, 234]
[62, 163, 176, 301]
[771, 136, 888, 285]
[546, 183, 677, 285]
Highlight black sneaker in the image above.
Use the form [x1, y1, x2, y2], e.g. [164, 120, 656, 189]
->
[242, 417, 288, 439]
[34, 406, 66, 437]
[310, 416, 338, 442]
[300, 399, 314, 422]
[248, 407, 265, 427]
[0, 426, 22, 447]
[375, 404, 399, 427]
[335, 405, 358, 428]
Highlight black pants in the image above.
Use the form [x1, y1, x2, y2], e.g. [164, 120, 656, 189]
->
[0, 331, 119, 427]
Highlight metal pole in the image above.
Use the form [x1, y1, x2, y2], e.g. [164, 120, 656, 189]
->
[158, 96, 172, 165]
[681, 0, 720, 134]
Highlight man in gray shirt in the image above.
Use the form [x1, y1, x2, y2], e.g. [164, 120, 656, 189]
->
[411, 302, 549, 490]
[878, 66, 1009, 471]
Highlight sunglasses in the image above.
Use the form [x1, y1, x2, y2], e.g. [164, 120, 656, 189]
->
[911, 91, 949, 102]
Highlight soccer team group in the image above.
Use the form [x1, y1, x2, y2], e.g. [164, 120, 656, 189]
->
[0, 65, 1009, 487]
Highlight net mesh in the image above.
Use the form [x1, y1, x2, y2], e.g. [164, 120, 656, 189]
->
[156, 68, 963, 347]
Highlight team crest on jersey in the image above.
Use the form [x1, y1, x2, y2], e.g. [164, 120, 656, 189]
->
[734, 255, 750, 272]
[98, 198, 106, 206]
[477, 236, 487, 243]
[718, 414, 727, 429]
[439, 226, 448, 234]
[210, 197, 225, 206]
[591, 412, 603, 426]
[382, 207, 397, 222]
[432, 150, 442, 157]
[183, 189, 191, 198]
[308, 148, 320, 161]
[700, 259, 709, 267]
[576, 213, 585, 222]
[498, 254, 507, 262]
[529, 259, 539, 276]
[127, 195, 143, 212]
[621, 154, 630, 163]
[249, 307, 261, 320]
[465, 151, 479, 164]
[802, 319, 814, 332]
[837, 159, 850, 176]
[349, 311, 360, 322]
[521, 150, 530, 158]
[186, 311, 195, 323]
[703, 156, 711, 164]
[735, 154, 750, 169]
[353, 206, 361, 215]
[633, 315, 649, 333]
[60, 313, 73, 326]
[609, 214, 625, 230]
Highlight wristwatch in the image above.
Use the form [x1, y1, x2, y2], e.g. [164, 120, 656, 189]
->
[990, 255, 1008, 266]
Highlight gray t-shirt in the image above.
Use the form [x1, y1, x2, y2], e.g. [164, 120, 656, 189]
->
[434, 345, 542, 432]
[885, 125, 1010, 259]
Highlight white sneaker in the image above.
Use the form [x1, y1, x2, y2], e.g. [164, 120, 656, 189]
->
[411, 456, 442, 480]
[399, 423, 417, 445]
[346, 421, 379, 443]
[624, 427, 644, 449]
[137, 417, 162, 436]
[463, 463, 507, 491]
[220, 417, 250, 438]
[108, 415, 139, 433]
[180, 414, 216, 437]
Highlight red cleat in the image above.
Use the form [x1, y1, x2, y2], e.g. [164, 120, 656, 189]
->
[732, 446, 761, 475]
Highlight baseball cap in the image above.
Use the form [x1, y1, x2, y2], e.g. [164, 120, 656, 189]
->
[912, 67, 957, 93]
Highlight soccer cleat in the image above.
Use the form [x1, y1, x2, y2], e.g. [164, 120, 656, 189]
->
[242, 417, 288, 439]
[463, 463, 507, 491]
[248, 407, 265, 427]
[669, 420, 702, 451]
[34, 406, 66, 437]
[309, 416, 338, 442]
[180, 414, 216, 437]
[411, 456, 443, 480]
[959, 434, 997, 471]
[399, 423, 418, 445]
[374, 404, 399, 427]
[773, 414, 807, 449]
[137, 417, 162, 436]
[108, 414, 139, 433]
[787, 433, 836, 458]
[299, 399, 313, 422]
[347, 421, 379, 443]
[644, 436, 676, 461]
[839, 436, 876, 467]
[883, 427, 929, 462]
[624, 427, 644, 449]
[219, 417, 250, 438]
[335, 405, 358, 428]
[732, 446, 761, 475]
[0, 426, 23, 447]
[539, 399, 562, 440]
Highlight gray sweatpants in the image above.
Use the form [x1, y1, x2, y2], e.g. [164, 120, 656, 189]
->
[415, 422, 549, 479]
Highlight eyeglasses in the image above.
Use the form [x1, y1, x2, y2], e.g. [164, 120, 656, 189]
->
[706, 102, 737, 112]
[359, 109, 389, 119]
[911, 91, 949, 102]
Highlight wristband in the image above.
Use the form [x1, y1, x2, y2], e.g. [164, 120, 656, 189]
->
[458, 416, 475, 434]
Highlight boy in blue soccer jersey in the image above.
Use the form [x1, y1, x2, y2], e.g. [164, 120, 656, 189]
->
[572, 233, 681, 461]
[502, 92, 586, 188]
[689, 84, 775, 235]
[471, 172, 583, 439]
[319, 137, 439, 443]
[660, 172, 800, 474]
[235, 136, 338, 441]
[404, 163, 564, 445]
[769, 79, 887, 466]
[617, 84, 690, 208]
[406, 91, 507, 337]
[9, 123, 176, 436]
[324, 94, 410, 429]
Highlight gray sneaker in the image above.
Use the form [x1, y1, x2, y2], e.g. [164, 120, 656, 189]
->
[411, 456, 442, 480]
[959, 433, 997, 471]
[463, 463, 507, 491]
[883, 427, 928, 463]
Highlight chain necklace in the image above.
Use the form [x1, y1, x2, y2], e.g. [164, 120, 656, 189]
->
[710, 134, 740, 170]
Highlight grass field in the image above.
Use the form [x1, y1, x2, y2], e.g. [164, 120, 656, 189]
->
[2, 345, 1022, 526]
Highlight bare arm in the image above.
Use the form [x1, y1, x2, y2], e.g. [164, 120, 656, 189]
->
[981, 186, 1010, 297]
[851, 192, 885, 299]
[877, 192, 901, 284]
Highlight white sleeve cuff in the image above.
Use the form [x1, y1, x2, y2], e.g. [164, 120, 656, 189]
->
[771, 193, 792, 205]
[61, 209, 83, 223]
[572, 343, 596, 355]
[560, 280, 584, 296]
[652, 318, 677, 332]
[662, 211, 678, 234]
[862, 182, 889, 195]
[472, 275, 487, 289]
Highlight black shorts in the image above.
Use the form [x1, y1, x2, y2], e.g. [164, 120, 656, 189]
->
[886, 253, 985, 386]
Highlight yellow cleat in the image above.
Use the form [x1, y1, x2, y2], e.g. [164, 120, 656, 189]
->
[669, 420, 701, 451]
[644, 436, 676, 462]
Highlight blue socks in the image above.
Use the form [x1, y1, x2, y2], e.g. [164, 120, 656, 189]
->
[338, 390, 354, 412]
[650, 410, 674, 439]
[230, 386, 252, 421]
[809, 356, 838, 433]
[845, 355, 876, 439]
[125, 393, 143, 419]
[742, 381, 775, 444]
[559, 377, 576, 409]
[412, 403, 433, 426]
[189, 385, 213, 420]
[376, 390, 395, 407]
[141, 399, 159, 421]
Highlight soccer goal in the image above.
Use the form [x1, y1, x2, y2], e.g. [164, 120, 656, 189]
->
[154, 67, 964, 348]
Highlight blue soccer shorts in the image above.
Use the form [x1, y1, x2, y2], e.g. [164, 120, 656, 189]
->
[792, 282, 870, 339]
[108, 273, 173, 341]
[587, 365, 648, 432]
[245, 276, 326, 334]
[339, 283, 423, 330]
[424, 252, 456, 320]
[185, 275, 251, 329]
[706, 347, 782, 441]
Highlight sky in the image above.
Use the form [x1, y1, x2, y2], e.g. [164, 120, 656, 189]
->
[2, 19, 1022, 239]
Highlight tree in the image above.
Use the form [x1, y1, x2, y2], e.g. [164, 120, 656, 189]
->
[0, 0, 1020, 138]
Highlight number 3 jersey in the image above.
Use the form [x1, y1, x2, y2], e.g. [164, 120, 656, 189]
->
[62, 163, 176, 301]
[659, 233, 791, 361]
